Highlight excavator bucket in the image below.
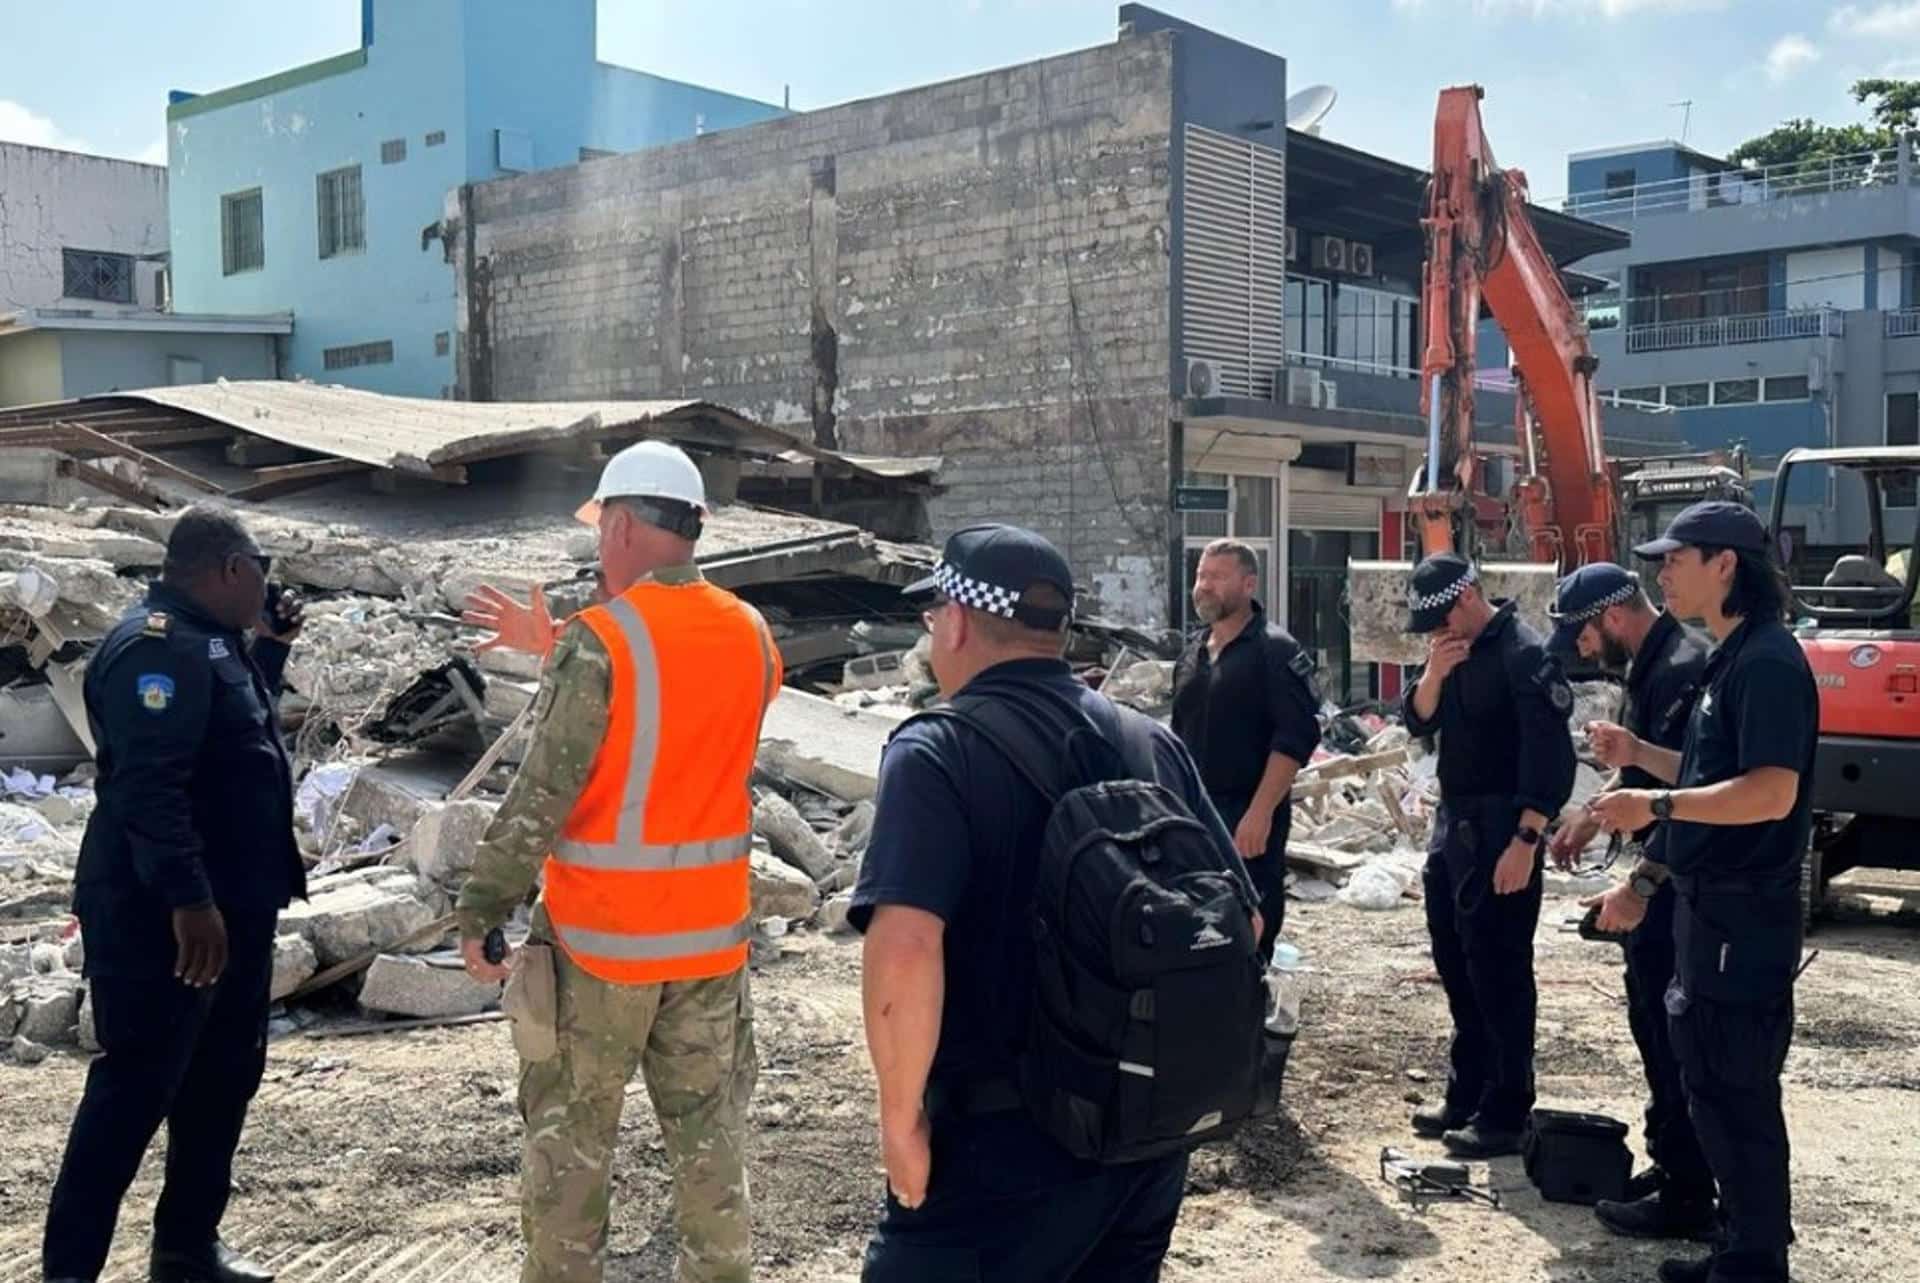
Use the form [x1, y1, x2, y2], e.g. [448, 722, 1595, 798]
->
[1346, 559, 1565, 665]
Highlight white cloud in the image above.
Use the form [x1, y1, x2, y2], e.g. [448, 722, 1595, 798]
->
[1394, 0, 1723, 15]
[1829, 2, 1920, 38]
[1765, 34, 1821, 83]
[0, 99, 91, 153]
[134, 136, 168, 166]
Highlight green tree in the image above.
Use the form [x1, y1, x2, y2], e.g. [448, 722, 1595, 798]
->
[1727, 78, 1917, 168]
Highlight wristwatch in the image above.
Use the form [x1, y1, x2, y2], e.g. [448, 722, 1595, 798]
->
[1515, 824, 1543, 847]
[1650, 791, 1675, 822]
[1629, 872, 1661, 899]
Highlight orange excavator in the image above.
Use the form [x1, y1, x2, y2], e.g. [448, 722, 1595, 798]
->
[1409, 84, 1618, 568]
[1347, 84, 1623, 662]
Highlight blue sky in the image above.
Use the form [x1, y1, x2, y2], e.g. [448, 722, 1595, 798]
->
[2, 1, 1916, 197]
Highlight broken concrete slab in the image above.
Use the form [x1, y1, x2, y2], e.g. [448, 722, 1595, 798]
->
[819, 891, 856, 935]
[334, 758, 464, 841]
[408, 798, 500, 887]
[751, 847, 819, 922]
[358, 952, 501, 1019]
[0, 972, 84, 1045]
[277, 867, 441, 968]
[271, 933, 319, 1001]
[758, 689, 892, 802]
[11, 1035, 51, 1065]
[753, 792, 835, 882]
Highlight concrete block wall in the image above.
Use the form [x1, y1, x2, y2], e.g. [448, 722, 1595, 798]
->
[456, 33, 1179, 621]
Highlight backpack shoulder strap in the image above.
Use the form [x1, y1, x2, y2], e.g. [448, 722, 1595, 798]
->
[1112, 705, 1164, 786]
[908, 699, 1067, 806]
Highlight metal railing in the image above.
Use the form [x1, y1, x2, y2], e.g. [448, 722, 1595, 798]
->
[1887, 308, 1920, 339]
[1624, 308, 1845, 354]
[1560, 144, 1910, 220]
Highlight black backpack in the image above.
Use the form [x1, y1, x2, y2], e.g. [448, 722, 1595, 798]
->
[914, 692, 1286, 1164]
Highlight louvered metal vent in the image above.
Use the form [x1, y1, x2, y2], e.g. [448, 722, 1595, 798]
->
[1180, 124, 1286, 400]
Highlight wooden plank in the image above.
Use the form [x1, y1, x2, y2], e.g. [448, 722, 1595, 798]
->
[306, 1011, 505, 1039]
[55, 457, 173, 509]
[1298, 747, 1411, 784]
[228, 458, 374, 502]
[1284, 839, 1369, 880]
[55, 421, 224, 493]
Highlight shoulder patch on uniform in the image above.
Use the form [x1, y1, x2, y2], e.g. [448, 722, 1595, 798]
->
[141, 611, 171, 639]
[1287, 649, 1316, 679]
[208, 637, 230, 660]
[135, 672, 176, 713]
[1534, 658, 1574, 713]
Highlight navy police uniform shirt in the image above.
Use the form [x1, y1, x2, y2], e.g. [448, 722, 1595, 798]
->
[1619, 612, 1712, 856]
[850, 658, 1252, 1088]
[1664, 617, 1819, 888]
[1171, 601, 1322, 806]
[1663, 616, 1817, 1004]
[1401, 600, 1577, 819]
[74, 582, 307, 976]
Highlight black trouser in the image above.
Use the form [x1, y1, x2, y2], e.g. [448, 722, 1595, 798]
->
[43, 919, 274, 1280]
[1212, 794, 1290, 963]
[1623, 883, 1714, 1203]
[863, 1108, 1188, 1283]
[1421, 799, 1541, 1131]
[1668, 983, 1795, 1279]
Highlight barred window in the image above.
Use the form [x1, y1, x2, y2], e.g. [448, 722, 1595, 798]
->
[424, 130, 446, 147]
[62, 249, 135, 303]
[380, 138, 407, 164]
[221, 189, 264, 275]
[323, 339, 393, 370]
[316, 165, 365, 259]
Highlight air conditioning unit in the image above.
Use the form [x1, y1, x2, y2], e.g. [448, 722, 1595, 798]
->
[1186, 358, 1220, 399]
[1316, 378, 1339, 410]
[1312, 235, 1349, 273]
[1284, 366, 1321, 407]
[1348, 241, 1375, 278]
[1284, 226, 1299, 263]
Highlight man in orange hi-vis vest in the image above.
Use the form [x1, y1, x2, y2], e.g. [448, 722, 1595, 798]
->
[456, 440, 782, 1283]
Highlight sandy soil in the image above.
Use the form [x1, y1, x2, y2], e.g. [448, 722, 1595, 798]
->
[1, 890, 1915, 1283]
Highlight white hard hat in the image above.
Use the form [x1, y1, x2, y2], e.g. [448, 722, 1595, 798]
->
[575, 439, 708, 526]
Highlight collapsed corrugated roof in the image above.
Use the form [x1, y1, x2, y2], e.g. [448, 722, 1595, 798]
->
[96, 381, 856, 476]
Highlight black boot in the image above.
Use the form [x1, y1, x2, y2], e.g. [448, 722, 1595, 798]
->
[1623, 1166, 1664, 1201]
[149, 1242, 274, 1283]
[1595, 1190, 1717, 1241]
[1657, 1254, 1715, 1283]
[1411, 1101, 1472, 1139]
[1440, 1121, 1524, 1159]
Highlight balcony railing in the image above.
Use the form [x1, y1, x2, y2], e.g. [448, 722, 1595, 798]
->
[1623, 308, 1845, 354]
[1559, 144, 1912, 221]
[1888, 308, 1920, 339]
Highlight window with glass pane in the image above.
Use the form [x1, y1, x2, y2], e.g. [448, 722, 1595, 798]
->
[1712, 379, 1758, 406]
[1304, 280, 1328, 358]
[1233, 475, 1275, 537]
[1763, 376, 1809, 402]
[1618, 386, 1663, 405]
[317, 166, 365, 259]
[1181, 471, 1228, 539]
[1336, 290, 1359, 366]
[1666, 383, 1710, 408]
[221, 189, 263, 276]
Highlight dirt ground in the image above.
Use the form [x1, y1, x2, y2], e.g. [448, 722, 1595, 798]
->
[1, 889, 1915, 1283]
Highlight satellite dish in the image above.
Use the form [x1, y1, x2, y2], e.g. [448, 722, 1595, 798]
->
[1286, 84, 1338, 135]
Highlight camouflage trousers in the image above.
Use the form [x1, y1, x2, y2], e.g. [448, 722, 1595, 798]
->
[515, 942, 756, 1283]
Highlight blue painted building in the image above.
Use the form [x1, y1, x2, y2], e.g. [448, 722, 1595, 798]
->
[165, 0, 785, 397]
[1553, 138, 1920, 555]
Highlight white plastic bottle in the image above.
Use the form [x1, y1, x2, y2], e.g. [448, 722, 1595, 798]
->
[1264, 940, 1305, 1037]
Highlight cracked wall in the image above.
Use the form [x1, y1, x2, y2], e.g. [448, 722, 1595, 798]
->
[455, 34, 1178, 622]
[0, 143, 167, 314]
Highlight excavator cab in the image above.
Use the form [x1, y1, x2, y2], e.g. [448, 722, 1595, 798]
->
[1769, 446, 1920, 929]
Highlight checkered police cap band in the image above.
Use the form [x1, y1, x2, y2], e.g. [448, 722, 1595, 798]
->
[932, 561, 1022, 619]
[1548, 577, 1640, 624]
[1407, 564, 1479, 611]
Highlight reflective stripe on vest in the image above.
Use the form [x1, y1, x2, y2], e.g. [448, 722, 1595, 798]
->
[555, 918, 753, 961]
